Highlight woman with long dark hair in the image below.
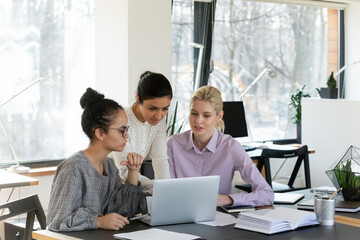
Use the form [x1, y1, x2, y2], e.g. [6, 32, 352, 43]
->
[109, 71, 173, 193]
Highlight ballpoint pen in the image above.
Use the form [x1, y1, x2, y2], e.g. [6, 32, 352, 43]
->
[329, 187, 343, 200]
[129, 213, 149, 221]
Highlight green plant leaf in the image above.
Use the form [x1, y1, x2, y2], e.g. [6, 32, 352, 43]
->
[288, 84, 310, 125]
[327, 71, 337, 88]
[166, 101, 186, 138]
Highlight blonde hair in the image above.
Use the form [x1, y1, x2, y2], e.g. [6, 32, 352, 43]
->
[190, 86, 225, 132]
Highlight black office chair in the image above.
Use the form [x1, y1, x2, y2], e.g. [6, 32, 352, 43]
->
[0, 194, 46, 240]
[236, 145, 311, 193]
[257, 145, 311, 192]
[140, 160, 155, 179]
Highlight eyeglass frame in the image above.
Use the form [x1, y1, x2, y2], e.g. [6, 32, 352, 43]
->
[108, 125, 130, 137]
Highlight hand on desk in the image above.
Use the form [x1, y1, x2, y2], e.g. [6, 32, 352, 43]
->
[217, 194, 234, 206]
[96, 213, 129, 230]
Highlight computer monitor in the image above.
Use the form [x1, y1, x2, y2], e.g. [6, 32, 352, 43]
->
[222, 101, 248, 138]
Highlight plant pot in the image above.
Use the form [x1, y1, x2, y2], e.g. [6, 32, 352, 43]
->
[326, 146, 360, 201]
[320, 87, 338, 99]
[341, 186, 360, 201]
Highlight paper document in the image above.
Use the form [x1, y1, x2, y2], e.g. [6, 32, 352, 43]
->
[113, 228, 199, 240]
[196, 211, 237, 226]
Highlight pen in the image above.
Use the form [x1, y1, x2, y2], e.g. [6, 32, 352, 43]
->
[129, 213, 149, 221]
[329, 187, 343, 200]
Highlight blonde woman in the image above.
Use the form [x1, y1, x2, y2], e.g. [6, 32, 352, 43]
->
[167, 86, 274, 207]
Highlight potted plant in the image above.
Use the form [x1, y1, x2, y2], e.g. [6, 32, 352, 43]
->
[289, 85, 310, 143]
[326, 146, 360, 201]
[319, 71, 338, 99]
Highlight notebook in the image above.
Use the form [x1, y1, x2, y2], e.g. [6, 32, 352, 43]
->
[221, 205, 255, 213]
[140, 175, 220, 226]
[274, 193, 305, 204]
[310, 186, 337, 194]
[234, 207, 319, 235]
[297, 199, 360, 212]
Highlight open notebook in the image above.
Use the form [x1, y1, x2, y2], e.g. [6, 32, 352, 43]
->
[235, 207, 319, 235]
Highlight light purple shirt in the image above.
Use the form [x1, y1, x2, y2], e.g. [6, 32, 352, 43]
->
[167, 130, 274, 206]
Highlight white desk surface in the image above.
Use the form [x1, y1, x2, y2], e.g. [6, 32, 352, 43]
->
[0, 169, 39, 189]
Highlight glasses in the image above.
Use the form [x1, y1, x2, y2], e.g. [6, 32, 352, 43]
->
[108, 125, 130, 137]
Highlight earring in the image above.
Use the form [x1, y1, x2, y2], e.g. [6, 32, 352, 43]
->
[101, 138, 103, 141]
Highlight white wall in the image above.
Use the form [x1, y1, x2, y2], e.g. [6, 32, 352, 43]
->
[302, 98, 360, 187]
[0, 0, 172, 214]
[95, 0, 129, 105]
[95, 0, 172, 106]
[344, 2, 360, 100]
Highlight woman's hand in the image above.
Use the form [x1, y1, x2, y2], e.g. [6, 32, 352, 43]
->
[120, 153, 143, 186]
[96, 213, 129, 230]
[217, 194, 234, 206]
[120, 152, 143, 171]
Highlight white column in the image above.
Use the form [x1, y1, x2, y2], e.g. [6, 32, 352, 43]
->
[344, 3, 360, 100]
[95, 0, 172, 106]
[302, 98, 360, 187]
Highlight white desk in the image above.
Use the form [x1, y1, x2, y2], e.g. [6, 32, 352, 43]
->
[0, 169, 39, 206]
[0, 169, 39, 189]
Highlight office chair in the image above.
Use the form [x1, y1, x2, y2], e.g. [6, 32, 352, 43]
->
[0, 194, 46, 240]
[236, 145, 311, 193]
[258, 145, 311, 192]
[140, 160, 154, 179]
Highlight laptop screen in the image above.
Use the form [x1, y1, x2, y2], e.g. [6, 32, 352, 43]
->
[146, 176, 220, 226]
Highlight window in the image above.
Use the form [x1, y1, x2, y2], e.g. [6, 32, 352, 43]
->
[0, 0, 95, 165]
[172, 0, 340, 141]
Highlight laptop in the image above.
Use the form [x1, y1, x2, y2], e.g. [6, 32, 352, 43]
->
[140, 175, 220, 226]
